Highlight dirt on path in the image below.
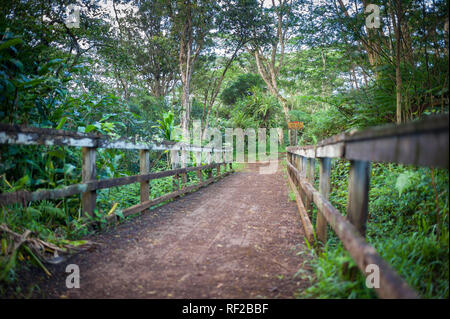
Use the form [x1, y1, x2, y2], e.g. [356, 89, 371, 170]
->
[27, 162, 312, 298]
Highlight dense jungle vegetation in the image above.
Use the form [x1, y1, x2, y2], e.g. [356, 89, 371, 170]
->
[0, 0, 448, 298]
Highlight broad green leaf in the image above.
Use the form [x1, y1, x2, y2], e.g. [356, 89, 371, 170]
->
[26, 207, 42, 217]
[0, 38, 23, 51]
[85, 124, 97, 133]
[8, 58, 23, 70]
[56, 117, 67, 129]
[12, 175, 30, 190]
[115, 210, 124, 219]
[1, 239, 8, 255]
[64, 164, 76, 175]
[395, 171, 416, 197]
[48, 150, 65, 160]
[15, 77, 44, 88]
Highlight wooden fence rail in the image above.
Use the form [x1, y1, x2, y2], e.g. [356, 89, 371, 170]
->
[0, 123, 233, 221]
[286, 114, 448, 299]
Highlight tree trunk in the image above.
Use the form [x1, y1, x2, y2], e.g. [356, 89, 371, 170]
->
[252, 50, 290, 124]
[394, 0, 403, 124]
[181, 77, 191, 134]
[247, 0, 292, 126]
[202, 46, 240, 139]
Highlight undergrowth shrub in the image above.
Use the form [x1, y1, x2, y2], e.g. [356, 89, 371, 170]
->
[299, 161, 449, 299]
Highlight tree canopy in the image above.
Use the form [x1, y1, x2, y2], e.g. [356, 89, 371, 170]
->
[0, 0, 448, 299]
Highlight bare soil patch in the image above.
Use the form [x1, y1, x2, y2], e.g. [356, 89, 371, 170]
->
[9, 162, 311, 299]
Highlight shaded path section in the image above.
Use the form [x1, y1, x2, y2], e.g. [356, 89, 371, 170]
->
[39, 162, 310, 298]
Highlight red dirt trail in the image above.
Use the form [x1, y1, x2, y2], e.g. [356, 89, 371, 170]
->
[23, 162, 312, 298]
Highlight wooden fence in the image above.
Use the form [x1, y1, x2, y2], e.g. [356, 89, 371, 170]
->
[286, 114, 448, 299]
[0, 123, 233, 222]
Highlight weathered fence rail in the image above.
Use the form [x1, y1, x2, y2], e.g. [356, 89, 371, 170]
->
[0, 123, 233, 222]
[286, 114, 448, 299]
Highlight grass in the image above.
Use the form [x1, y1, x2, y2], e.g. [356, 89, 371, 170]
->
[230, 162, 247, 172]
[297, 160, 449, 299]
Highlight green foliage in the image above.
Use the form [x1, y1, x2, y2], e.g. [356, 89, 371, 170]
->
[155, 111, 176, 141]
[372, 231, 449, 299]
[221, 73, 265, 106]
[299, 243, 375, 299]
[301, 162, 449, 299]
[289, 191, 296, 202]
[222, 87, 282, 129]
[0, 28, 180, 286]
[395, 171, 418, 197]
[0, 34, 71, 126]
[0, 0, 448, 299]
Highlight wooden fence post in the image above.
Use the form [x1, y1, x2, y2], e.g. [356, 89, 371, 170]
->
[196, 151, 202, 181]
[295, 154, 301, 187]
[287, 152, 291, 178]
[307, 158, 315, 183]
[140, 150, 150, 206]
[82, 147, 97, 216]
[297, 155, 306, 203]
[171, 150, 179, 191]
[227, 148, 233, 170]
[208, 151, 213, 179]
[302, 156, 307, 177]
[317, 157, 331, 243]
[223, 151, 226, 172]
[347, 160, 371, 237]
[206, 150, 211, 165]
[217, 151, 221, 176]
[305, 158, 315, 214]
[180, 148, 187, 186]
[289, 129, 297, 146]
[290, 154, 302, 179]
[287, 152, 292, 179]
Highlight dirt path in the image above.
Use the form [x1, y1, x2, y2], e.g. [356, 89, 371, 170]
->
[32, 162, 311, 298]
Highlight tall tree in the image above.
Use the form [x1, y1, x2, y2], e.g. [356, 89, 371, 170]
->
[167, 0, 216, 134]
[392, 0, 403, 124]
[246, 0, 299, 125]
[130, 0, 178, 98]
[199, 0, 270, 137]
